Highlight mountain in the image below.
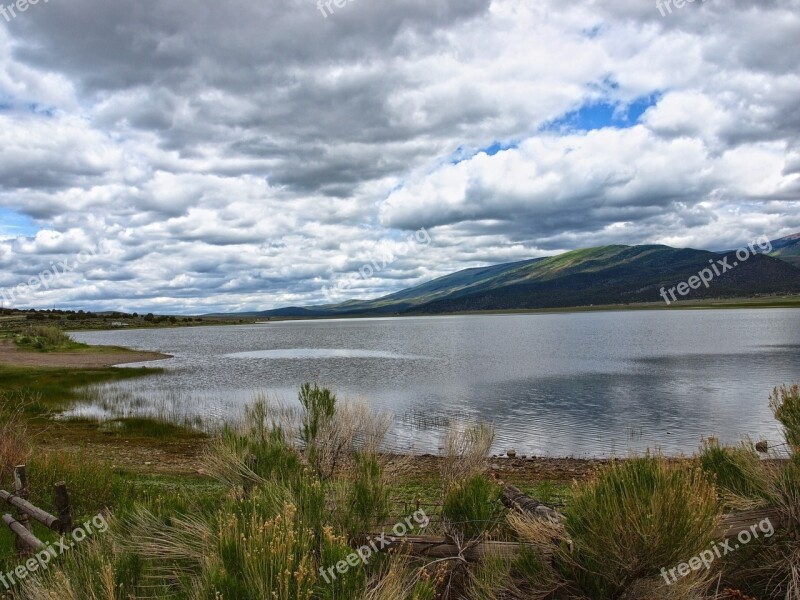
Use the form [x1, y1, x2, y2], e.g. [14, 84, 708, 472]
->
[257, 235, 800, 317]
[769, 233, 800, 268]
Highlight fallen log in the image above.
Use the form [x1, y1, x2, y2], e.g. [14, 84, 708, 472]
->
[502, 485, 564, 522]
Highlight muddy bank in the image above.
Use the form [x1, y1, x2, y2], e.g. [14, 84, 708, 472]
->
[0, 339, 171, 368]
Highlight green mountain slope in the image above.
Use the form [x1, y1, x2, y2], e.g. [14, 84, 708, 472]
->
[258, 235, 800, 317]
[770, 233, 800, 268]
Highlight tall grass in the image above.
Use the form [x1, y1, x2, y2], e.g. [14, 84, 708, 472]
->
[770, 384, 800, 451]
[441, 422, 495, 494]
[699, 439, 771, 507]
[442, 474, 503, 540]
[0, 392, 30, 482]
[564, 456, 720, 598]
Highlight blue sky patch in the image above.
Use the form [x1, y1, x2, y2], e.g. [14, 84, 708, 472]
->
[448, 140, 519, 165]
[546, 94, 661, 133]
[0, 207, 38, 238]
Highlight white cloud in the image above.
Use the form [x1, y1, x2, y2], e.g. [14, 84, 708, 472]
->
[0, 0, 797, 313]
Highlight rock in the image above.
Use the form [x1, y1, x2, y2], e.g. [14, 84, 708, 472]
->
[506, 448, 516, 458]
[755, 440, 769, 453]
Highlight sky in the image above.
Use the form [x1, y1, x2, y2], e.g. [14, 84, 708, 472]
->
[0, 0, 799, 314]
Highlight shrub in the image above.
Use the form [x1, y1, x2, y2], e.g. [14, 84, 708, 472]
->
[14, 326, 80, 351]
[562, 455, 720, 599]
[443, 474, 503, 540]
[699, 439, 770, 504]
[333, 451, 391, 537]
[770, 384, 800, 451]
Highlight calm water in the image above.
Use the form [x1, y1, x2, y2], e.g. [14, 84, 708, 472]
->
[70, 310, 800, 457]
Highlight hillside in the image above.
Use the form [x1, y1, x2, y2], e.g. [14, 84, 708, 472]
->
[257, 236, 800, 317]
[770, 232, 800, 268]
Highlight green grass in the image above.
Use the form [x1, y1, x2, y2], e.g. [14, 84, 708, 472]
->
[0, 365, 163, 406]
[62, 416, 205, 440]
[12, 326, 87, 352]
[561, 455, 721, 598]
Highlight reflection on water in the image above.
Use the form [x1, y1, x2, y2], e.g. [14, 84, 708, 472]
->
[69, 310, 800, 457]
[224, 349, 430, 360]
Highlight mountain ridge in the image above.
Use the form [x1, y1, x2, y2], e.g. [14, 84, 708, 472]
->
[251, 234, 800, 317]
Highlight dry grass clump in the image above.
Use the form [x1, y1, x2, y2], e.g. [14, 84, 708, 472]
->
[0, 392, 31, 482]
[440, 421, 495, 493]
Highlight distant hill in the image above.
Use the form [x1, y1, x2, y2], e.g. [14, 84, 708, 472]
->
[255, 235, 800, 317]
[770, 233, 800, 268]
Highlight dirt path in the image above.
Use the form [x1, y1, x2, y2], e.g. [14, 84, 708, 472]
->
[0, 339, 171, 368]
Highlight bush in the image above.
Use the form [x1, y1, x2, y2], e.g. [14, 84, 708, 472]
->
[14, 326, 80, 351]
[770, 384, 800, 451]
[699, 439, 770, 504]
[443, 474, 503, 540]
[562, 455, 721, 599]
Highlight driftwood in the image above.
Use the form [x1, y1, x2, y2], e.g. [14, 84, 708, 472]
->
[501, 485, 564, 522]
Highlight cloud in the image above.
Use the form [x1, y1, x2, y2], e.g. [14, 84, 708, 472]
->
[0, 0, 797, 313]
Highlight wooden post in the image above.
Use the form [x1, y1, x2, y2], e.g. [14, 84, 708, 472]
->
[13, 465, 32, 555]
[54, 482, 73, 534]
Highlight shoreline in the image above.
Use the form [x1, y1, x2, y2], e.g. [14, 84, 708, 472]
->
[0, 339, 171, 368]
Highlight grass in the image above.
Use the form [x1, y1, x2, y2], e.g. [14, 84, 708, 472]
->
[1, 374, 799, 599]
[561, 455, 721, 598]
[12, 326, 87, 352]
[0, 365, 164, 406]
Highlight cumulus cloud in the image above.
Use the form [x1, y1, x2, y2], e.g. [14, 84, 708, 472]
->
[0, 0, 798, 313]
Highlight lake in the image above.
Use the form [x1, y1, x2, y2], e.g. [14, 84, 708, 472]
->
[70, 309, 800, 457]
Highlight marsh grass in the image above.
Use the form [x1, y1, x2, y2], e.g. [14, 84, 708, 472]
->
[0, 365, 164, 407]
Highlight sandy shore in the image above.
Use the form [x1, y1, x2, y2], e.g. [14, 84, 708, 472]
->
[0, 339, 171, 368]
